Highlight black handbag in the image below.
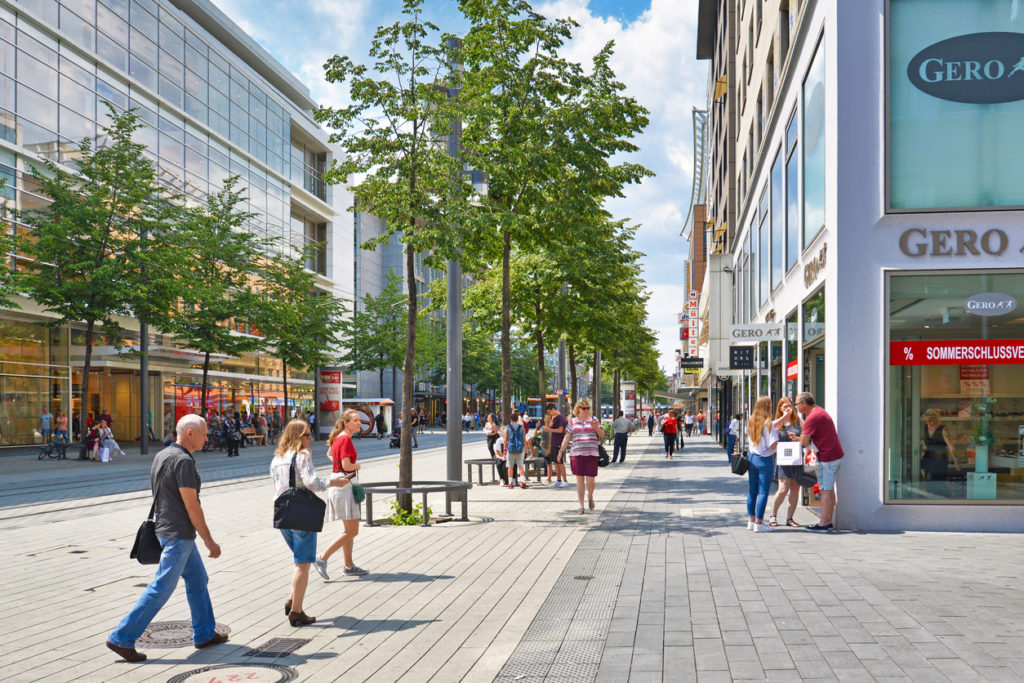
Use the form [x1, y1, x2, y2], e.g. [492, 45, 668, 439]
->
[730, 451, 750, 476]
[130, 459, 172, 565]
[598, 444, 610, 467]
[273, 455, 326, 532]
[793, 466, 818, 488]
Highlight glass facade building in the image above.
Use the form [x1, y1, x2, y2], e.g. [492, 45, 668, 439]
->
[0, 0, 352, 446]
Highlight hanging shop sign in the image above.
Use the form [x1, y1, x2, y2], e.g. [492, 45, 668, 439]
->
[908, 32, 1024, 104]
[729, 323, 784, 342]
[786, 360, 799, 380]
[803, 243, 827, 287]
[964, 292, 1017, 316]
[959, 365, 990, 394]
[890, 340, 1024, 365]
[679, 357, 704, 369]
[729, 346, 755, 370]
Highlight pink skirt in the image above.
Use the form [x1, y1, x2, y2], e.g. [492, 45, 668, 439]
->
[570, 454, 599, 477]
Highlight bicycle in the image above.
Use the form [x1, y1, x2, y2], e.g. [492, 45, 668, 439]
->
[38, 436, 68, 460]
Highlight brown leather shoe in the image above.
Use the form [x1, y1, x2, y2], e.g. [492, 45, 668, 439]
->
[106, 641, 146, 662]
[288, 610, 316, 626]
[194, 632, 229, 649]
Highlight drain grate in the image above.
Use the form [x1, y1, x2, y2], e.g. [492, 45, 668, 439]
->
[242, 637, 310, 659]
[574, 575, 594, 580]
[167, 663, 297, 682]
[137, 620, 231, 648]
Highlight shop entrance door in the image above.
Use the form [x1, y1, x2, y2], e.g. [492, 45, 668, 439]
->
[803, 346, 825, 409]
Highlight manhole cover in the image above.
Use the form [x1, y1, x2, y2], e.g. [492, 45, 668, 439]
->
[243, 638, 310, 659]
[574, 575, 594, 581]
[138, 620, 231, 648]
[167, 663, 297, 682]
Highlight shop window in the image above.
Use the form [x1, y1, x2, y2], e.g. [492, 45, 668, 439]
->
[785, 308, 798, 398]
[758, 188, 769, 307]
[802, 39, 825, 247]
[770, 150, 783, 289]
[785, 112, 799, 271]
[888, 0, 1024, 210]
[887, 271, 1024, 502]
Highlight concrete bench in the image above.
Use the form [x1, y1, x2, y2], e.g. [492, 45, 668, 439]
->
[465, 458, 501, 485]
[361, 481, 472, 527]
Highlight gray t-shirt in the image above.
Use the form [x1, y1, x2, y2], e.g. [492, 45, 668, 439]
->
[151, 444, 201, 540]
[612, 417, 632, 434]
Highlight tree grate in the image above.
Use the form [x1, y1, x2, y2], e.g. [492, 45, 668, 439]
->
[242, 637, 311, 658]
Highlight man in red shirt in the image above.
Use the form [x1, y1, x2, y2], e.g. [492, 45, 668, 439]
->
[797, 392, 844, 533]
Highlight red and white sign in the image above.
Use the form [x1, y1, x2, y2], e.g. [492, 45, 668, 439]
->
[319, 370, 343, 411]
[959, 365, 990, 394]
[890, 340, 1024, 365]
[786, 359, 799, 380]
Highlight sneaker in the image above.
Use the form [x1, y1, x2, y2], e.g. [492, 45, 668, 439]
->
[313, 556, 329, 581]
[519, 481, 527, 489]
[343, 565, 369, 576]
[508, 483, 514, 489]
[549, 481, 559, 487]
[754, 523, 773, 532]
[746, 521, 756, 531]
[805, 523, 833, 533]
[558, 481, 570, 488]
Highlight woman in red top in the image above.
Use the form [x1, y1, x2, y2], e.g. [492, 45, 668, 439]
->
[660, 411, 678, 459]
[315, 410, 369, 579]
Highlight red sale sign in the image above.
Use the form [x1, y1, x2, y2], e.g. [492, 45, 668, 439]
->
[890, 340, 1024, 365]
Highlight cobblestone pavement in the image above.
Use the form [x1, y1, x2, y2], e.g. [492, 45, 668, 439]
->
[1, 433, 1021, 682]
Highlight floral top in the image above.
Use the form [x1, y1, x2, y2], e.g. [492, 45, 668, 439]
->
[565, 417, 600, 458]
[270, 449, 330, 500]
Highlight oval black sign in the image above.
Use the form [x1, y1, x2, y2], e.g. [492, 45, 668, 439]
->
[907, 32, 1024, 103]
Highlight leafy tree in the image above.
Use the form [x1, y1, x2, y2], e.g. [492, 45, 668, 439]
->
[315, 0, 469, 507]
[255, 249, 346, 423]
[457, 0, 651, 425]
[338, 270, 407, 395]
[157, 176, 264, 417]
[16, 109, 178, 450]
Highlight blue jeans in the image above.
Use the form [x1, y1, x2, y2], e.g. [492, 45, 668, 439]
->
[726, 434, 737, 461]
[612, 433, 628, 462]
[747, 454, 775, 521]
[109, 537, 216, 648]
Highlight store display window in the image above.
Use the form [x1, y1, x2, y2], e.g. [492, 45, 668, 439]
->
[887, 270, 1024, 502]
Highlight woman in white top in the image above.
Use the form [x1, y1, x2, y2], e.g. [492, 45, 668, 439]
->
[269, 419, 347, 626]
[726, 413, 742, 461]
[745, 397, 792, 532]
[484, 414, 499, 457]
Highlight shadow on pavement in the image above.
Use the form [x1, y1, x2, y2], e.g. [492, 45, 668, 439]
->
[329, 616, 438, 636]
[356, 572, 454, 583]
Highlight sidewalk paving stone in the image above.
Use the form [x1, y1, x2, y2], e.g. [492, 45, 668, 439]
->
[2, 430, 1024, 681]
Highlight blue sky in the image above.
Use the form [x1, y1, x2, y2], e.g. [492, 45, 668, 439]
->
[213, 0, 703, 375]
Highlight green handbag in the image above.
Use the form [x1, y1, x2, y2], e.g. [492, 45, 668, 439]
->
[350, 483, 366, 505]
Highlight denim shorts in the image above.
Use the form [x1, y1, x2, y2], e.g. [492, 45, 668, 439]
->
[817, 459, 842, 491]
[280, 528, 317, 564]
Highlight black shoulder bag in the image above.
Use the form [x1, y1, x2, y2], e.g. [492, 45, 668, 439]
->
[130, 458, 173, 565]
[273, 454, 326, 532]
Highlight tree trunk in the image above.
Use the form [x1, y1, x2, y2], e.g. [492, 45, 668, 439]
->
[398, 243, 417, 511]
[614, 368, 621, 418]
[533, 300, 545, 396]
[500, 225, 512, 426]
[282, 359, 289, 424]
[568, 343, 577, 409]
[201, 351, 211, 418]
[379, 366, 384, 397]
[79, 319, 96, 454]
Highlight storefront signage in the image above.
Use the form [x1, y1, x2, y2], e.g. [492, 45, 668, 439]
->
[729, 323, 784, 342]
[729, 346, 755, 370]
[679, 357, 704, 369]
[898, 228, 1008, 256]
[959, 365, 990, 394]
[803, 243, 827, 287]
[890, 340, 1024, 365]
[908, 32, 1024, 104]
[786, 360, 799, 380]
[964, 292, 1017, 316]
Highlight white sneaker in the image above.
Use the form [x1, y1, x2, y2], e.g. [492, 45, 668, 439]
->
[747, 521, 756, 531]
[549, 481, 559, 487]
[559, 481, 570, 488]
[754, 523, 773, 532]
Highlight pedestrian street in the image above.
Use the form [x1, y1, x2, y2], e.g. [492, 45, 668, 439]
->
[1, 433, 1022, 682]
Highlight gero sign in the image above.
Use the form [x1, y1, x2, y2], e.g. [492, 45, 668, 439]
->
[908, 32, 1024, 104]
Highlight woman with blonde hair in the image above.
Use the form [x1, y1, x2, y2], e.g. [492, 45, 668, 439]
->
[769, 397, 803, 528]
[746, 396, 793, 532]
[269, 419, 348, 626]
[316, 410, 369, 579]
[557, 399, 605, 514]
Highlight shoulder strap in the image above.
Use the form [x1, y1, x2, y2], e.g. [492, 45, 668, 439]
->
[288, 452, 298, 489]
[148, 456, 175, 522]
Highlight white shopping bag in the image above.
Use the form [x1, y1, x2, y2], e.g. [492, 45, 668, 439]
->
[776, 441, 802, 466]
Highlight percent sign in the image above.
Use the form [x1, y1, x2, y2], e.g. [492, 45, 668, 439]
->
[903, 346, 914, 360]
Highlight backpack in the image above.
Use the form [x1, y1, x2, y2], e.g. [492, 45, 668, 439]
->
[506, 423, 524, 453]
